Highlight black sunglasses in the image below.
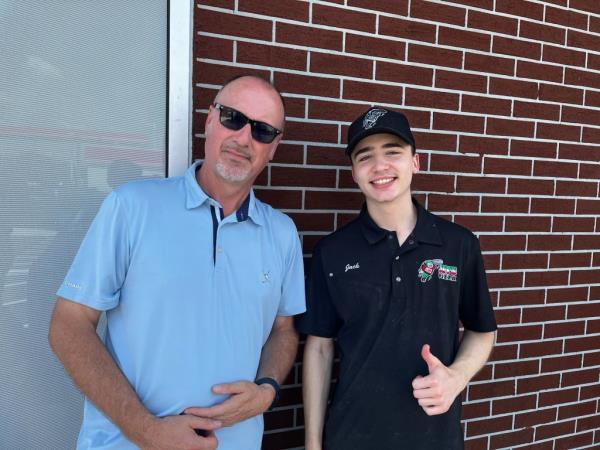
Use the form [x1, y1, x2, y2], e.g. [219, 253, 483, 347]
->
[213, 103, 282, 144]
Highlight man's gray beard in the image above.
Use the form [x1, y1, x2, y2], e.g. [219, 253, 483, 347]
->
[216, 160, 250, 183]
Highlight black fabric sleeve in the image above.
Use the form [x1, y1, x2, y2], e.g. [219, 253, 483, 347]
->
[295, 243, 339, 337]
[459, 234, 498, 332]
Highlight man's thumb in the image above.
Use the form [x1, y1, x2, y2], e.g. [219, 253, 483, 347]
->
[421, 344, 442, 373]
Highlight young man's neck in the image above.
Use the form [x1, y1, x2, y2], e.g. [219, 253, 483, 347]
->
[196, 166, 252, 217]
[366, 195, 417, 245]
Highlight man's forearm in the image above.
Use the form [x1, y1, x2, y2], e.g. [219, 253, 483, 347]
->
[303, 336, 334, 450]
[256, 316, 299, 383]
[449, 330, 496, 390]
[48, 299, 154, 446]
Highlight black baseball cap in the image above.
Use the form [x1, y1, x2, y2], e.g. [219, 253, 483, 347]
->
[346, 107, 416, 156]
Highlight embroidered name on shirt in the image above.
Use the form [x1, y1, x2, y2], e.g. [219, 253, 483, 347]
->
[65, 281, 82, 290]
[418, 259, 458, 283]
[345, 262, 360, 272]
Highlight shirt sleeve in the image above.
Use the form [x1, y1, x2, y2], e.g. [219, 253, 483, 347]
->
[276, 222, 306, 316]
[459, 234, 498, 332]
[56, 190, 130, 311]
[295, 242, 339, 337]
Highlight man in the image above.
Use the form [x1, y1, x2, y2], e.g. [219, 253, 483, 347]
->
[49, 75, 305, 450]
[296, 107, 497, 450]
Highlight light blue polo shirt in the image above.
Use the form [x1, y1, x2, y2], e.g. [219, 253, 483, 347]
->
[57, 161, 306, 449]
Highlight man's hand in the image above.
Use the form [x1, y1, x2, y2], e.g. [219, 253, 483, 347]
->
[134, 414, 220, 450]
[411, 344, 466, 416]
[184, 381, 275, 427]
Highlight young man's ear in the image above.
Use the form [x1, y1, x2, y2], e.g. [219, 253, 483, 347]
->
[351, 163, 357, 184]
[412, 153, 420, 174]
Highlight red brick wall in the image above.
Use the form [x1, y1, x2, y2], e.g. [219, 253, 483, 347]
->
[192, 1, 600, 449]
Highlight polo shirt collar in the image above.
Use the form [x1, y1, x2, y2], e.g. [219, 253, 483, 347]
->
[359, 197, 443, 246]
[412, 199, 443, 246]
[246, 192, 264, 226]
[358, 204, 388, 245]
[184, 161, 264, 226]
[185, 161, 209, 209]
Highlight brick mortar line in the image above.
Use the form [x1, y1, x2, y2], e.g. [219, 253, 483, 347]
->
[469, 375, 600, 388]
[299, 229, 600, 235]
[258, 186, 600, 200]
[197, 30, 583, 67]
[197, 2, 600, 36]
[469, 429, 599, 448]
[426, 0, 600, 21]
[194, 133, 600, 149]
[286, 212, 600, 224]
[492, 286, 597, 292]
[196, 29, 600, 68]
[463, 394, 593, 408]
[464, 408, 599, 424]
[196, 52, 600, 92]
[492, 321, 600, 329]
[260, 162, 600, 176]
[267, 161, 600, 175]
[486, 267, 600, 273]
[197, 78, 600, 111]
[193, 107, 600, 133]
[487, 250, 598, 255]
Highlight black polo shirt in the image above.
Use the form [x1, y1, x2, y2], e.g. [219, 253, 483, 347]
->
[296, 199, 497, 450]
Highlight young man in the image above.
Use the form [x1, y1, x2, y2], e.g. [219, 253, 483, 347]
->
[48, 75, 305, 450]
[297, 107, 497, 450]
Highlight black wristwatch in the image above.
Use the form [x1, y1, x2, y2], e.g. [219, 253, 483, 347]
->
[255, 377, 281, 410]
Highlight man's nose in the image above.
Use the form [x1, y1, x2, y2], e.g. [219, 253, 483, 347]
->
[232, 122, 253, 146]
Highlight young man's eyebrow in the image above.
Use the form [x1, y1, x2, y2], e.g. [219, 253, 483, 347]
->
[352, 146, 373, 159]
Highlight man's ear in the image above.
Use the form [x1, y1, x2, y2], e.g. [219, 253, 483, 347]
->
[412, 153, 420, 174]
[204, 104, 215, 134]
[268, 134, 282, 161]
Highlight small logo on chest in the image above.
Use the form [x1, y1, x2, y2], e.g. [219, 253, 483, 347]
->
[345, 262, 360, 272]
[261, 271, 271, 283]
[418, 259, 458, 283]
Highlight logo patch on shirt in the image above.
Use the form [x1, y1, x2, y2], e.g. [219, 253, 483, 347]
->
[261, 271, 271, 283]
[345, 262, 360, 272]
[418, 259, 457, 283]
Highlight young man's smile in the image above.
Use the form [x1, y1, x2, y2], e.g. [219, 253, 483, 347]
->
[350, 133, 419, 206]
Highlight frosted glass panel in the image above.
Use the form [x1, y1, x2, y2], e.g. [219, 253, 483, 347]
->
[0, 1, 167, 447]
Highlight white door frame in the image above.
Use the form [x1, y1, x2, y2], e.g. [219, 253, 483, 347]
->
[168, 0, 194, 177]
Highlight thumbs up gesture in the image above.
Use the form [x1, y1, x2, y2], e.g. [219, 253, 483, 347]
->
[411, 344, 465, 416]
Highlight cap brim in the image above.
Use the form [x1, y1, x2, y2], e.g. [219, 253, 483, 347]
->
[346, 127, 415, 156]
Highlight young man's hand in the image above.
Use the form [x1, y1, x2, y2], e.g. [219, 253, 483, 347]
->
[411, 344, 467, 416]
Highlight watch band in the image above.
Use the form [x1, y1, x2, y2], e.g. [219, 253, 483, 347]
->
[255, 377, 281, 410]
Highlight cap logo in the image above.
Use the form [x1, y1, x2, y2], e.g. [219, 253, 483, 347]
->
[363, 109, 387, 130]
